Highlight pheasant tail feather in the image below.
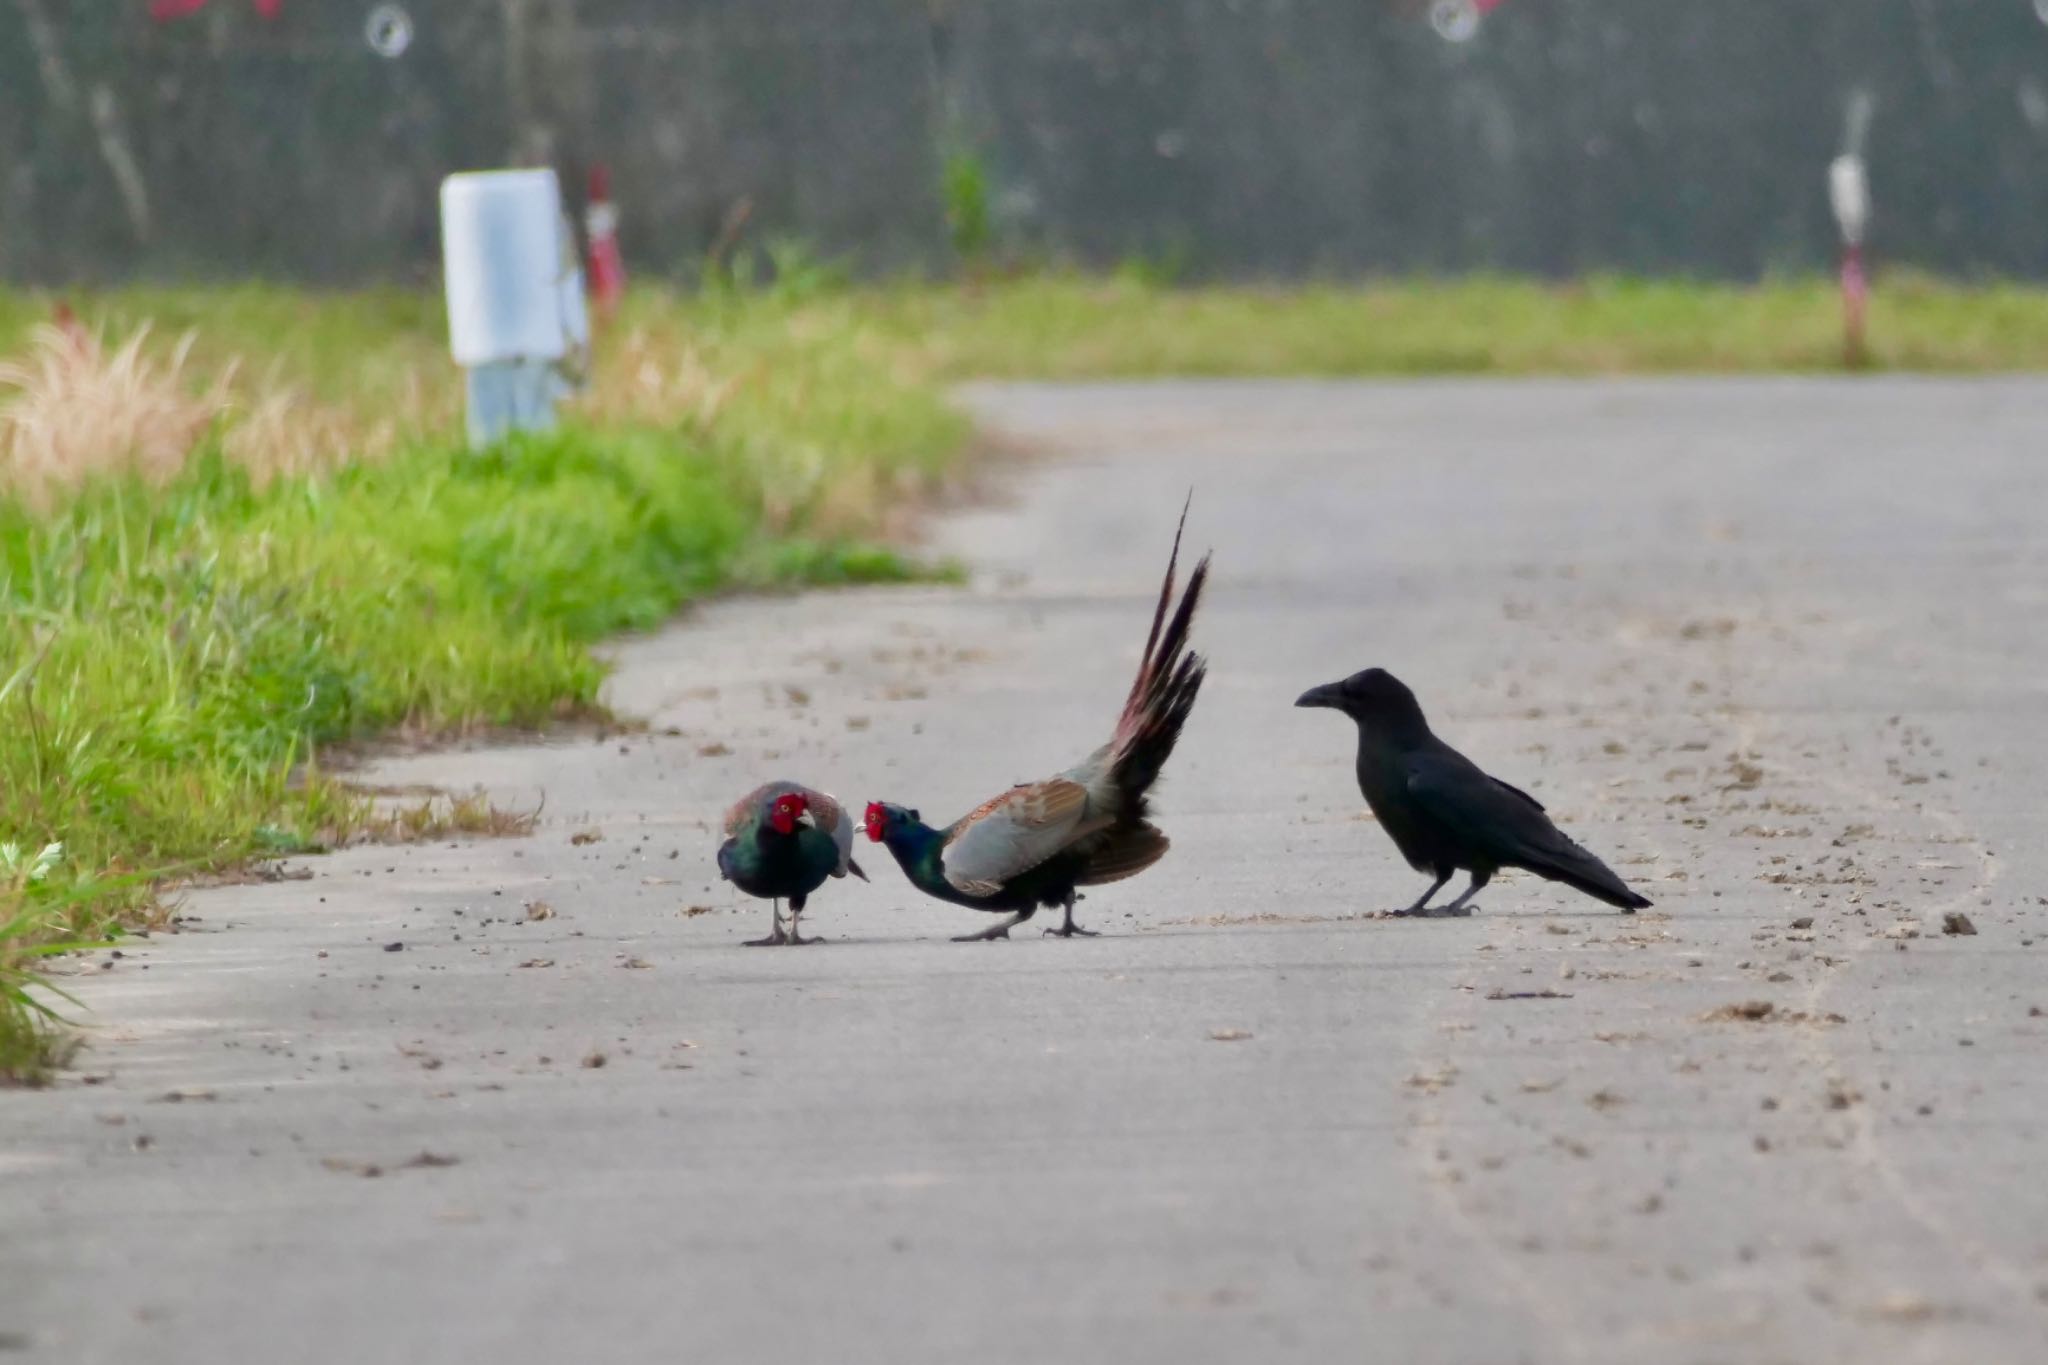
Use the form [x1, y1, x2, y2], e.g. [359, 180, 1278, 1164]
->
[1108, 494, 1210, 816]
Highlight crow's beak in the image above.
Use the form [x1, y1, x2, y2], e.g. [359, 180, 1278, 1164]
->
[1295, 682, 1342, 710]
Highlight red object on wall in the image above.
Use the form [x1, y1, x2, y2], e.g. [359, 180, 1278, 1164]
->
[1399, 0, 1518, 41]
[585, 165, 626, 317]
[51, 300, 88, 353]
[150, 0, 284, 21]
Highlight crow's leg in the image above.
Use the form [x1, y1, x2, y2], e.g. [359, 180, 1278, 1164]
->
[1390, 870, 1453, 917]
[744, 899, 790, 946]
[952, 909, 1033, 942]
[1043, 891, 1099, 938]
[1431, 870, 1492, 917]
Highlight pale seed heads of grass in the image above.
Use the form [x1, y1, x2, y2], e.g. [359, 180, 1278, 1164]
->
[580, 328, 744, 430]
[0, 320, 378, 505]
[355, 788, 540, 844]
[0, 322, 224, 508]
[222, 384, 386, 487]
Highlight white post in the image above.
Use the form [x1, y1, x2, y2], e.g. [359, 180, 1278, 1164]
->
[1828, 154, 1870, 367]
[439, 168, 589, 447]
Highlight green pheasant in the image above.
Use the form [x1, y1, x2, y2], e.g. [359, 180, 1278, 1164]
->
[716, 782, 865, 945]
[864, 502, 1209, 940]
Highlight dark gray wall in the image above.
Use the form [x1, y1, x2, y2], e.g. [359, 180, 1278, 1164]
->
[5, 0, 2048, 283]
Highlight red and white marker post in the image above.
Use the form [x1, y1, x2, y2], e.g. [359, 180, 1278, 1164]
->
[1426, 0, 1513, 43]
[1828, 154, 1871, 368]
[585, 164, 626, 320]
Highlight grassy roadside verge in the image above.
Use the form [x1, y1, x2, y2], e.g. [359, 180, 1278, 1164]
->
[5, 268, 2048, 1079]
[872, 272, 2048, 375]
[16, 274, 2048, 391]
[0, 286, 965, 1082]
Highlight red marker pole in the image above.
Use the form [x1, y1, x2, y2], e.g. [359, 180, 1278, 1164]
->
[1841, 241, 1868, 368]
[585, 164, 626, 320]
[1829, 155, 1871, 368]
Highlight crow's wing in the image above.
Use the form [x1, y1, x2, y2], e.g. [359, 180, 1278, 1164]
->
[1406, 751, 1646, 907]
[1490, 776, 1545, 813]
[940, 778, 1107, 896]
[1404, 750, 1573, 868]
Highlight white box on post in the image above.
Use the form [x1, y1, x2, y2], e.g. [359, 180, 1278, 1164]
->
[440, 168, 589, 447]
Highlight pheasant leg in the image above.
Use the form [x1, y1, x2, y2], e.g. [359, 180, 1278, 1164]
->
[952, 909, 1032, 942]
[785, 902, 820, 946]
[744, 899, 790, 946]
[1043, 892, 1099, 938]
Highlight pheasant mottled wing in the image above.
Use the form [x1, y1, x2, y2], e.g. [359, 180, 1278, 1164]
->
[722, 780, 802, 837]
[1074, 821, 1170, 886]
[803, 788, 859, 876]
[940, 779, 1102, 896]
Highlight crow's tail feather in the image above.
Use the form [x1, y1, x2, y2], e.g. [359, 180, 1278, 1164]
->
[1523, 841, 1653, 911]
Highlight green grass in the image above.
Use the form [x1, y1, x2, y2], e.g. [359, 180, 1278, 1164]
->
[852, 272, 2048, 377]
[0, 429, 954, 1076]
[0, 283, 967, 1081]
[2, 844, 135, 1082]
[18, 272, 2048, 408]
[7, 266, 2048, 1077]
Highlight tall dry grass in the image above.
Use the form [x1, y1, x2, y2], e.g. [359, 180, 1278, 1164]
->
[569, 295, 962, 539]
[0, 321, 224, 508]
[0, 289, 965, 539]
[0, 317, 387, 507]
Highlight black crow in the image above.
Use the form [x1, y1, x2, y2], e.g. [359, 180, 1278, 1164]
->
[1296, 668, 1653, 916]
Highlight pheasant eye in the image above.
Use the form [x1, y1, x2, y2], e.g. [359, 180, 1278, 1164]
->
[863, 802, 886, 841]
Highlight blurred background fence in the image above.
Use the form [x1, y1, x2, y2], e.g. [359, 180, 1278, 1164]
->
[6, 0, 2048, 283]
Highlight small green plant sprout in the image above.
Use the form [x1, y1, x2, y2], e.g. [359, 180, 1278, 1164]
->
[0, 841, 65, 885]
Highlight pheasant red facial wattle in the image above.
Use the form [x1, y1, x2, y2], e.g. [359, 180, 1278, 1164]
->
[768, 792, 807, 836]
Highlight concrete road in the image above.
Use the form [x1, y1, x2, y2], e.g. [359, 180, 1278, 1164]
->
[6, 379, 2048, 1364]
